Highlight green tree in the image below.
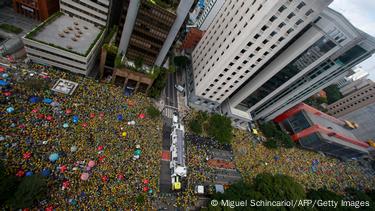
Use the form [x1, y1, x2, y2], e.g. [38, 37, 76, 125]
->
[264, 138, 278, 149]
[134, 57, 144, 70]
[173, 56, 190, 68]
[307, 188, 344, 211]
[259, 122, 278, 138]
[146, 105, 160, 119]
[324, 84, 342, 104]
[275, 130, 295, 148]
[10, 175, 47, 209]
[253, 173, 306, 201]
[0, 161, 19, 206]
[207, 114, 233, 144]
[189, 119, 202, 135]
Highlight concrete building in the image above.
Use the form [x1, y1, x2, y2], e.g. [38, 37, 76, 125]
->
[117, 0, 194, 66]
[196, 0, 225, 31]
[12, 0, 59, 21]
[275, 103, 374, 160]
[339, 78, 373, 96]
[327, 82, 375, 117]
[22, 0, 113, 75]
[188, 0, 375, 129]
[59, 0, 111, 27]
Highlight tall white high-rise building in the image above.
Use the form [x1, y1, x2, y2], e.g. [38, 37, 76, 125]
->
[187, 0, 375, 129]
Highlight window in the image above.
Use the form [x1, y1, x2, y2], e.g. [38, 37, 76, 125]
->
[270, 44, 277, 49]
[261, 25, 268, 31]
[232, 72, 237, 76]
[287, 12, 295, 19]
[255, 47, 261, 51]
[250, 14, 255, 20]
[269, 15, 277, 22]
[257, 58, 262, 62]
[235, 56, 240, 60]
[229, 62, 234, 66]
[241, 49, 246, 54]
[270, 31, 277, 36]
[237, 66, 242, 70]
[254, 34, 260, 39]
[263, 51, 269, 56]
[249, 54, 255, 58]
[295, 19, 303, 25]
[258, 4, 263, 11]
[219, 74, 223, 77]
[227, 77, 231, 80]
[297, 2, 306, 10]
[224, 68, 229, 72]
[286, 28, 294, 34]
[243, 60, 248, 64]
[247, 42, 253, 47]
[278, 5, 287, 13]
[305, 9, 314, 16]
[278, 22, 286, 28]
[263, 39, 269, 44]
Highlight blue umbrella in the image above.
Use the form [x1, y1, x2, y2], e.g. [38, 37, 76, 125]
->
[117, 114, 123, 121]
[49, 153, 59, 162]
[72, 115, 79, 124]
[29, 96, 41, 103]
[6, 107, 14, 113]
[43, 98, 53, 104]
[0, 80, 9, 86]
[41, 168, 51, 176]
[25, 171, 33, 176]
[2, 73, 9, 78]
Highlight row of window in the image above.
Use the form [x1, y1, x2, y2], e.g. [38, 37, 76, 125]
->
[330, 87, 375, 109]
[332, 95, 374, 115]
[194, 0, 314, 97]
[61, 2, 107, 26]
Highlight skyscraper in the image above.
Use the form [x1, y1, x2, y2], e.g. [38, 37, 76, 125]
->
[188, 0, 375, 129]
[117, 0, 194, 66]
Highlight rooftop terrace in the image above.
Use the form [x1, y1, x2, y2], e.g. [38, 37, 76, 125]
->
[25, 12, 104, 56]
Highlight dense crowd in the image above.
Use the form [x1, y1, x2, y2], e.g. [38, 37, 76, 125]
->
[0, 64, 163, 209]
[232, 130, 375, 194]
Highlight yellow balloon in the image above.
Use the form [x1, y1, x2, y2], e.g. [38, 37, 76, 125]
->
[122, 132, 127, 137]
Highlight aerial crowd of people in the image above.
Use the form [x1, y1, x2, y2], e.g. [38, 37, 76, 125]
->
[1, 64, 163, 209]
[232, 130, 375, 194]
[1, 63, 374, 209]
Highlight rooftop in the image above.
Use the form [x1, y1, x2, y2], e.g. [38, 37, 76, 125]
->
[26, 12, 103, 56]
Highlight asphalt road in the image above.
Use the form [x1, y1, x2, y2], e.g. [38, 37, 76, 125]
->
[165, 72, 178, 107]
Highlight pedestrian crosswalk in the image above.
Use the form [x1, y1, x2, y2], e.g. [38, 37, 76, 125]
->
[162, 107, 177, 119]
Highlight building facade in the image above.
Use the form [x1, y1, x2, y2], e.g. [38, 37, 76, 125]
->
[117, 0, 194, 66]
[59, 0, 111, 27]
[327, 82, 375, 117]
[275, 103, 373, 160]
[195, 0, 225, 31]
[12, 0, 59, 21]
[188, 0, 375, 129]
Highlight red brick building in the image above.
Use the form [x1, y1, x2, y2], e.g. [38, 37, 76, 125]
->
[181, 28, 204, 50]
[13, 0, 59, 21]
